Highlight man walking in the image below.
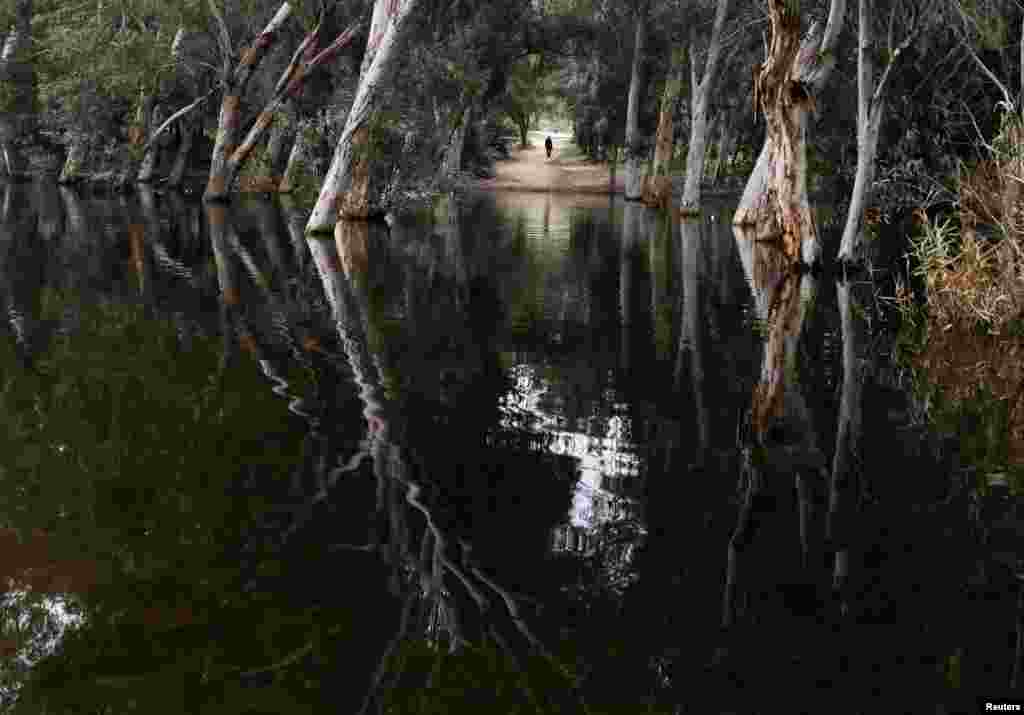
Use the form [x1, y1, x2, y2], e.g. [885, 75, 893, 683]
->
[545, 135, 553, 160]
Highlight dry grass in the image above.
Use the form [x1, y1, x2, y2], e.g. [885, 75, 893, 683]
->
[900, 109, 1024, 334]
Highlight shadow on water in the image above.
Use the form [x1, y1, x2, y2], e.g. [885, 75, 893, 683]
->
[0, 181, 1018, 713]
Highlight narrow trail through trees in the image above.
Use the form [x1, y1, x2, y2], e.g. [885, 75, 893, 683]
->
[476, 131, 623, 194]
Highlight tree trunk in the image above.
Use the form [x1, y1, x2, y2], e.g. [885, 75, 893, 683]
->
[136, 104, 166, 183]
[204, 2, 293, 201]
[733, 0, 846, 265]
[623, 4, 647, 201]
[0, 1, 35, 178]
[837, 0, 882, 265]
[440, 102, 472, 182]
[168, 121, 195, 188]
[680, 0, 730, 214]
[263, 106, 295, 180]
[642, 51, 684, 209]
[306, 0, 419, 232]
[828, 279, 869, 604]
[58, 133, 89, 184]
[837, 0, 919, 265]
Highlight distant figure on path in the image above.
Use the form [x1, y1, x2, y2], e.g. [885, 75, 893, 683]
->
[545, 135, 553, 159]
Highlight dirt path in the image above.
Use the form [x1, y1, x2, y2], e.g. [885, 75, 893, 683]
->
[476, 131, 623, 194]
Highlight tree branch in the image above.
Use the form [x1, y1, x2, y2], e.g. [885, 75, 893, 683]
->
[140, 89, 216, 153]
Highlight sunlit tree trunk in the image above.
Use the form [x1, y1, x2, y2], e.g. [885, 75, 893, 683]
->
[680, 0, 730, 214]
[642, 50, 684, 209]
[205, 2, 293, 201]
[306, 0, 419, 232]
[0, 1, 35, 178]
[623, 2, 648, 201]
[733, 0, 845, 265]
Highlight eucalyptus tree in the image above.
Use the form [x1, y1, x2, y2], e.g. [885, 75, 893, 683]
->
[623, 0, 650, 200]
[679, 0, 730, 213]
[835, 0, 934, 266]
[732, 0, 846, 265]
[306, 0, 420, 230]
[0, 0, 35, 176]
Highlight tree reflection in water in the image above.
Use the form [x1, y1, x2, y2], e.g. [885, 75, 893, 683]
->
[0, 185, 1018, 713]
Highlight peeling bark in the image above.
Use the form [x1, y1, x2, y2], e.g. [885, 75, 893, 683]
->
[733, 0, 846, 265]
[204, 2, 293, 201]
[306, 0, 419, 231]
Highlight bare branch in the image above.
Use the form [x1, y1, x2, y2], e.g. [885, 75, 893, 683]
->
[140, 89, 216, 153]
[207, 0, 233, 82]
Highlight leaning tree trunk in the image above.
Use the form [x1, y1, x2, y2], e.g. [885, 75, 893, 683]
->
[642, 50, 684, 209]
[623, 4, 648, 201]
[204, 2, 293, 201]
[306, 0, 419, 232]
[0, 1, 35, 178]
[680, 0, 730, 215]
[733, 0, 845, 265]
[439, 101, 473, 182]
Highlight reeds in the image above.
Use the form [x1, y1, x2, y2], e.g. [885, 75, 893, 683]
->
[899, 107, 1024, 334]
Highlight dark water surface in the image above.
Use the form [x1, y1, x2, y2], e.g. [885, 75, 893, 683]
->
[0, 182, 1019, 713]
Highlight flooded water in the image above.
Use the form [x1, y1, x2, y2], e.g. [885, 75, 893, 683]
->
[0, 181, 1020, 713]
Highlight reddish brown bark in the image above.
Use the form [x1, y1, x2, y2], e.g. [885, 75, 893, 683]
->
[204, 2, 292, 201]
[733, 0, 845, 264]
[223, 19, 362, 193]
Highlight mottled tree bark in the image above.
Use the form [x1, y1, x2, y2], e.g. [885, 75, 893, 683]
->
[733, 0, 845, 265]
[306, 0, 419, 232]
[680, 0, 730, 214]
[204, 2, 293, 201]
[642, 51, 684, 209]
[623, 3, 648, 201]
[58, 133, 89, 184]
[223, 17, 362, 193]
